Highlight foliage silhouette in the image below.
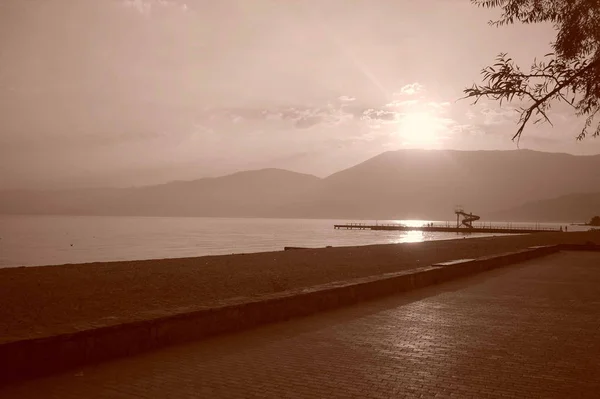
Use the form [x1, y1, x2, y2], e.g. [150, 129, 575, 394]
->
[464, 0, 600, 142]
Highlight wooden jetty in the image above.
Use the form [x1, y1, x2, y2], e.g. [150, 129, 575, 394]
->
[333, 223, 561, 234]
[334, 208, 563, 235]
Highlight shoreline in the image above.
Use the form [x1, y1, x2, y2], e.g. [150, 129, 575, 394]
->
[2, 215, 592, 269]
[2, 231, 599, 344]
[4, 232, 501, 270]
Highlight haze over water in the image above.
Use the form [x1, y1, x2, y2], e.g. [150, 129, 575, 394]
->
[0, 215, 588, 268]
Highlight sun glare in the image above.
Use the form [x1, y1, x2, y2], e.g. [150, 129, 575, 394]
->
[397, 112, 444, 148]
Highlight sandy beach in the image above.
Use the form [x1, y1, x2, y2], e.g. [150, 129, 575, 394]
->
[2, 231, 599, 343]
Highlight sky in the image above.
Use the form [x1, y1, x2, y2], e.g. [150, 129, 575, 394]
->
[1, 0, 600, 189]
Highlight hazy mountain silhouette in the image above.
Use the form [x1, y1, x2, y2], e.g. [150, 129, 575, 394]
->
[2, 150, 600, 221]
[488, 192, 600, 223]
[0, 169, 321, 218]
[313, 149, 600, 220]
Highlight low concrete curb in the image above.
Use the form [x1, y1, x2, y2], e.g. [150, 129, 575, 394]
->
[1, 243, 596, 384]
[558, 243, 600, 251]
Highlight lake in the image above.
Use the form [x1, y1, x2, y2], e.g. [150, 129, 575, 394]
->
[0, 215, 587, 268]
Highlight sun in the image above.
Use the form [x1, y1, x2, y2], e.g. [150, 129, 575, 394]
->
[396, 112, 444, 148]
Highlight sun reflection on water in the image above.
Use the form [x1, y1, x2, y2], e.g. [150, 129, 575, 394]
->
[384, 220, 446, 244]
[400, 230, 425, 243]
[387, 219, 430, 244]
[387, 230, 425, 244]
[394, 219, 429, 228]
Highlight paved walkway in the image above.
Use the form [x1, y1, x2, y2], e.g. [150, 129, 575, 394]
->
[2, 251, 599, 398]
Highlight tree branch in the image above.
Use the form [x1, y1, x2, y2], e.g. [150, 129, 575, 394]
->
[511, 58, 600, 141]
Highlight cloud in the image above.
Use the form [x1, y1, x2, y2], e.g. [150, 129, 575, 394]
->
[196, 94, 466, 141]
[398, 82, 424, 96]
[445, 102, 521, 138]
[187, 89, 472, 152]
[479, 106, 517, 126]
[122, 0, 151, 14]
[361, 109, 399, 123]
[386, 84, 444, 109]
[121, 0, 188, 14]
[338, 95, 356, 103]
[427, 101, 451, 110]
[294, 115, 325, 129]
[386, 99, 418, 108]
[201, 105, 359, 129]
[451, 124, 482, 136]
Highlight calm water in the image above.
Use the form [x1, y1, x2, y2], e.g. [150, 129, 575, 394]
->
[0, 215, 588, 268]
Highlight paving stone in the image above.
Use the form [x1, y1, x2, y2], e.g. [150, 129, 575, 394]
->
[1, 251, 599, 398]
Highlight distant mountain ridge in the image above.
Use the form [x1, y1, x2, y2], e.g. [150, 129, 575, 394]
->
[2, 150, 600, 222]
[0, 168, 321, 218]
[313, 149, 600, 220]
[488, 192, 600, 223]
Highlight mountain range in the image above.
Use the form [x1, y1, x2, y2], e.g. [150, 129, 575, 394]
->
[1, 149, 599, 222]
[488, 192, 600, 223]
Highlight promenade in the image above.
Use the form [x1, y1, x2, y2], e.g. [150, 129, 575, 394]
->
[2, 250, 599, 398]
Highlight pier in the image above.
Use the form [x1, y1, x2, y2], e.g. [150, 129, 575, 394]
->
[333, 223, 561, 234]
[334, 207, 563, 234]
